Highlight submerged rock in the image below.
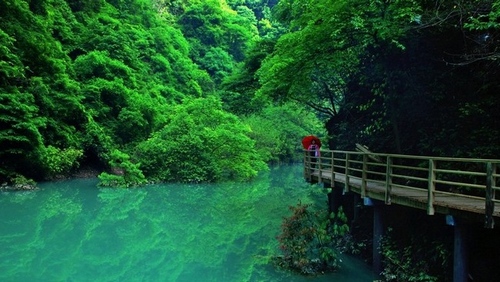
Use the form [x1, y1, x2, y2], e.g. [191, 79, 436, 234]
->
[0, 182, 38, 191]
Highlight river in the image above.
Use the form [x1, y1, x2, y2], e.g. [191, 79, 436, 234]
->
[0, 164, 376, 281]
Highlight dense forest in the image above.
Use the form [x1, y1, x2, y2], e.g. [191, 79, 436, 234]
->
[0, 0, 324, 186]
[2, 0, 499, 186]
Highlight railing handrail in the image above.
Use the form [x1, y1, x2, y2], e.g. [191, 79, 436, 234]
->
[323, 149, 500, 163]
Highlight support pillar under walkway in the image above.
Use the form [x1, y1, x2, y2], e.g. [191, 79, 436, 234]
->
[447, 215, 468, 282]
[372, 200, 384, 275]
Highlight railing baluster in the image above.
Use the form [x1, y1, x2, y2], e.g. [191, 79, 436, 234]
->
[493, 163, 497, 200]
[385, 156, 392, 204]
[427, 159, 435, 215]
[318, 152, 322, 183]
[345, 153, 350, 192]
[306, 151, 312, 182]
[361, 154, 367, 198]
[485, 162, 494, 228]
[304, 151, 308, 180]
[331, 151, 335, 186]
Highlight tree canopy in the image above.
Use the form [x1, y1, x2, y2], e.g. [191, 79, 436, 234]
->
[0, 0, 310, 185]
[258, 0, 500, 157]
[2, 0, 500, 186]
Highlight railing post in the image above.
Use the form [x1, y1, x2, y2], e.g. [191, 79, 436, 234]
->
[345, 154, 350, 192]
[305, 151, 312, 182]
[485, 162, 495, 229]
[361, 154, 367, 198]
[427, 159, 435, 215]
[318, 152, 323, 183]
[385, 156, 392, 205]
[493, 163, 497, 200]
[331, 151, 335, 186]
[303, 151, 307, 179]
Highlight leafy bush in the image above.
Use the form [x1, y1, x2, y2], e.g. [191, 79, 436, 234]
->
[0, 174, 37, 191]
[41, 145, 83, 178]
[379, 228, 451, 282]
[273, 202, 350, 275]
[243, 103, 327, 163]
[134, 97, 267, 183]
[98, 149, 147, 187]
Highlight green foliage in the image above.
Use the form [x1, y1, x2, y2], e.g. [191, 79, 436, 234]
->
[41, 145, 83, 178]
[220, 38, 275, 116]
[1, 174, 38, 190]
[80, 117, 116, 164]
[243, 103, 326, 163]
[199, 47, 235, 84]
[0, 0, 279, 184]
[256, 0, 500, 160]
[463, 1, 500, 30]
[98, 149, 147, 187]
[273, 202, 349, 275]
[178, 0, 259, 84]
[379, 228, 451, 282]
[258, 0, 421, 119]
[67, 0, 103, 13]
[11, 174, 37, 187]
[74, 51, 134, 82]
[28, 76, 86, 147]
[0, 29, 24, 83]
[0, 0, 88, 181]
[134, 97, 267, 183]
[0, 88, 45, 181]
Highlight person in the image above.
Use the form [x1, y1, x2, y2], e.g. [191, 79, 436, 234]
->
[307, 139, 320, 169]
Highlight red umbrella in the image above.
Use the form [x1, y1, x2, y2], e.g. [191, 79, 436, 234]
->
[302, 135, 321, 149]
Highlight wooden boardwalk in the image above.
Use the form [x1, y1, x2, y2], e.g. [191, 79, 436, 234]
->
[304, 148, 500, 227]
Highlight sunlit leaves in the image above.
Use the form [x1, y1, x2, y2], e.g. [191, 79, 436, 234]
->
[258, 0, 421, 118]
[41, 145, 83, 178]
[0, 29, 24, 83]
[198, 47, 235, 84]
[178, 0, 258, 83]
[242, 103, 326, 163]
[0, 0, 283, 183]
[98, 149, 147, 187]
[0, 89, 45, 179]
[135, 97, 267, 183]
[74, 51, 134, 83]
[220, 38, 275, 115]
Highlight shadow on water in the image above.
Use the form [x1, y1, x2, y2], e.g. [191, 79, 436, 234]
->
[0, 164, 376, 281]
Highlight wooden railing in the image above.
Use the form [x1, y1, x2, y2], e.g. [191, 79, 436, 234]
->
[304, 149, 500, 227]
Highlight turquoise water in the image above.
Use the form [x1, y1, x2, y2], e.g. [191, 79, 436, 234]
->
[0, 165, 375, 282]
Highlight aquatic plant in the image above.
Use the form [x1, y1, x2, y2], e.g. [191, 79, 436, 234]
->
[273, 202, 350, 275]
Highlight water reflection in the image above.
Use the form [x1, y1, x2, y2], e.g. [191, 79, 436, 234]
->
[0, 164, 375, 281]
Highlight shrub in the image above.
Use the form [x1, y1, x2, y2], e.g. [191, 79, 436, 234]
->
[273, 202, 350, 275]
[98, 149, 147, 187]
[42, 145, 83, 178]
[379, 228, 451, 282]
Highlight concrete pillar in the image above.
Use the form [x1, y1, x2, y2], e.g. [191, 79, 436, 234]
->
[352, 194, 360, 228]
[446, 215, 468, 282]
[364, 197, 384, 275]
[453, 222, 468, 282]
[327, 183, 344, 215]
[372, 203, 384, 275]
[328, 190, 335, 214]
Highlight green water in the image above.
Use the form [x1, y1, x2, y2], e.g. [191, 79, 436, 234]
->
[0, 164, 375, 282]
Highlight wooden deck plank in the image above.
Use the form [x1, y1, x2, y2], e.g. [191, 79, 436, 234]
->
[309, 170, 500, 219]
